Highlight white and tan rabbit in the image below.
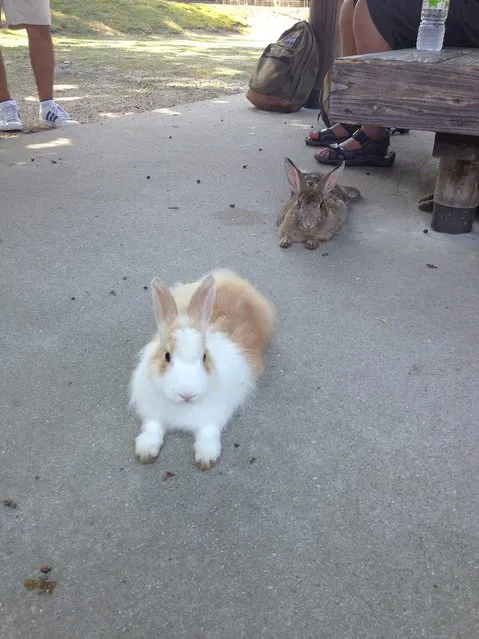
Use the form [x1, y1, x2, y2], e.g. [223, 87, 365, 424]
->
[130, 270, 276, 469]
[277, 158, 360, 250]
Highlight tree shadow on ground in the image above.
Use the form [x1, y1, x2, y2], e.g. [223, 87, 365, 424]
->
[0, 34, 262, 130]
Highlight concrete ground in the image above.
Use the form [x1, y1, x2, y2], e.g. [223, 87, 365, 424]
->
[1, 95, 478, 639]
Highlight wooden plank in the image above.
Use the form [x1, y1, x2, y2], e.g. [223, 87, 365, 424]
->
[440, 51, 479, 66]
[342, 48, 471, 64]
[327, 48, 479, 135]
[433, 133, 479, 161]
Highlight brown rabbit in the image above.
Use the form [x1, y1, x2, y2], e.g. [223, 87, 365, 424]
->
[277, 158, 361, 250]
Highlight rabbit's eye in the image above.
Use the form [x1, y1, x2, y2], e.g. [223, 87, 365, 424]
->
[165, 351, 171, 363]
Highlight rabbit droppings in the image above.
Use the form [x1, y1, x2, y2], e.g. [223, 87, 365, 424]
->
[130, 270, 276, 470]
[277, 158, 361, 250]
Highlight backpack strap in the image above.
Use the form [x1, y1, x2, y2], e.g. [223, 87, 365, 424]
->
[318, 86, 331, 128]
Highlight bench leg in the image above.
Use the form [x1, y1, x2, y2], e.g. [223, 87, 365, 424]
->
[432, 158, 479, 234]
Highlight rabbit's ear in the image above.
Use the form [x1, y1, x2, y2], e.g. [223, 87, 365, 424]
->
[151, 278, 178, 326]
[318, 161, 345, 196]
[187, 275, 216, 326]
[284, 157, 307, 195]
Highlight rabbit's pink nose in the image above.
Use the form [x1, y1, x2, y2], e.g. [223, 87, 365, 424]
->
[180, 392, 196, 402]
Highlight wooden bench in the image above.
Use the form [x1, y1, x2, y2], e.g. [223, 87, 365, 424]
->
[327, 48, 479, 234]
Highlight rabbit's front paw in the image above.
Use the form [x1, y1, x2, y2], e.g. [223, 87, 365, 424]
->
[305, 239, 320, 250]
[196, 456, 217, 471]
[194, 427, 221, 471]
[278, 235, 292, 248]
[135, 428, 163, 464]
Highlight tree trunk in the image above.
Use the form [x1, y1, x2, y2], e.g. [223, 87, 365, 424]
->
[305, 0, 342, 109]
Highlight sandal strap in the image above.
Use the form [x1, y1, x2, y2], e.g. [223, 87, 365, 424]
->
[311, 120, 359, 133]
[342, 123, 360, 136]
[352, 129, 390, 152]
[307, 123, 359, 146]
[319, 144, 350, 162]
[388, 127, 410, 136]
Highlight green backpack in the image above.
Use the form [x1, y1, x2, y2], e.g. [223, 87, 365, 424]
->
[246, 20, 320, 113]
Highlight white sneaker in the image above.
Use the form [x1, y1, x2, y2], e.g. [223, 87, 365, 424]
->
[0, 99, 24, 131]
[40, 101, 78, 127]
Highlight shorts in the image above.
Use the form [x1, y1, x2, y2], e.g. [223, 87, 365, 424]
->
[354, 0, 479, 49]
[0, 0, 51, 28]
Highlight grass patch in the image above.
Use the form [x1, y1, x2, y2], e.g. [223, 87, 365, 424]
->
[0, 29, 264, 127]
[48, 0, 247, 36]
[50, 33, 262, 80]
[0, 6, 307, 130]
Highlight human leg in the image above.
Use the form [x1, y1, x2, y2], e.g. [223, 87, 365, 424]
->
[0, 50, 11, 102]
[3, 0, 77, 127]
[26, 25, 54, 101]
[340, 0, 358, 57]
[306, 0, 360, 147]
[0, 48, 24, 131]
[315, 0, 396, 165]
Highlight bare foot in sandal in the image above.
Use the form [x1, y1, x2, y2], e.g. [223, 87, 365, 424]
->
[314, 126, 396, 168]
[305, 122, 360, 147]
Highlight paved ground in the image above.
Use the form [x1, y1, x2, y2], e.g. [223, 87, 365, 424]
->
[1, 95, 478, 639]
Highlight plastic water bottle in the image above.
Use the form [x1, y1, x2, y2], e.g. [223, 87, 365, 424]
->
[416, 0, 450, 51]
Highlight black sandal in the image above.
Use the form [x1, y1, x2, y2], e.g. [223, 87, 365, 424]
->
[305, 122, 360, 147]
[314, 129, 396, 168]
[389, 127, 410, 136]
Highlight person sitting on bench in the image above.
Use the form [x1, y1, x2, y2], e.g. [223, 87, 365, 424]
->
[305, 0, 479, 168]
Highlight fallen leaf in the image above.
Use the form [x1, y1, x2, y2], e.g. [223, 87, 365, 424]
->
[40, 566, 52, 574]
[163, 471, 176, 481]
[3, 499, 17, 509]
[24, 578, 56, 594]
[426, 264, 438, 269]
